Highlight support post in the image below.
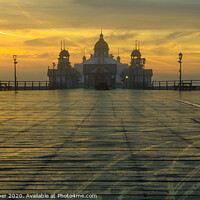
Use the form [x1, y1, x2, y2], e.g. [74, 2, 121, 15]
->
[178, 52, 183, 91]
[13, 55, 18, 93]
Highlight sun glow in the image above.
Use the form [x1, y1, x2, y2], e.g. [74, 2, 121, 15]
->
[0, 0, 199, 81]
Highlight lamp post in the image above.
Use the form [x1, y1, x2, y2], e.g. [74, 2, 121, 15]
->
[53, 62, 55, 89]
[13, 55, 18, 93]
[178, 52, 183, 90]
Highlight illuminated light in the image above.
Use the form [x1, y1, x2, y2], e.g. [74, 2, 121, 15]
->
[126, 76, 128, 79]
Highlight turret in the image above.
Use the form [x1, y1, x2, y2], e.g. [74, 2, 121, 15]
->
[57, 40, 71, 70]
[130, 40, 145, 69]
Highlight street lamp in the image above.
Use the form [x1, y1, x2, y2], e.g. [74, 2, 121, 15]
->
[53, 62, 56, 89]
[178, 52, 183, 90]
[13, 55, 18, 93]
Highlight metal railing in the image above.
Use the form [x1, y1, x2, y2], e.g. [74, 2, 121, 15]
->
[0, 81, 50, 91]
[1, 80, 200, 91]
[151, 80, 200, 90]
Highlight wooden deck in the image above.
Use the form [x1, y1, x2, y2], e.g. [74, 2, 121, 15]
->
[0, 89, 200, 199]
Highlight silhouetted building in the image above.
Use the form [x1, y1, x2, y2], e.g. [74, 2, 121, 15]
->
[121, 41, 153, 89]
[83, 64, 117, 88]
[47, 43, 80, 89]
[74, 32, 128, 88]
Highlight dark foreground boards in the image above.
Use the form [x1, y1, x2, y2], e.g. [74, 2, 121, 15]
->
[0, 89, 200, 200]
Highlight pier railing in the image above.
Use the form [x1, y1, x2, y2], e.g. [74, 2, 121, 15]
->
[0, 81, 50, 91]
[1, 80, 200, 91]
[151, 80, 200, 90]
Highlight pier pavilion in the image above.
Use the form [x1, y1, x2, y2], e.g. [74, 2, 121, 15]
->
[47, 42, 80, 89]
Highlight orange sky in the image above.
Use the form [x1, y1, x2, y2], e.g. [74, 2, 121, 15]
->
[0, 0, 200, 81]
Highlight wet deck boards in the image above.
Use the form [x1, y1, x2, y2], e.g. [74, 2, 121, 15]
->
[0, 89, 200, 200]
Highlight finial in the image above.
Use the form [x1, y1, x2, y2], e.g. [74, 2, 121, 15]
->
[117, 48, 120, 62]
[138, 40, 140, 50]
[61, 40, 62, 50]
[135, 40, 138, 50]
[63, 40, 66, 50]
[83, 50, 86, 62]
[100, 29, 103, 38]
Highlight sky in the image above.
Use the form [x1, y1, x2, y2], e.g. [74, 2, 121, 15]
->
[0, 0, 200, 81]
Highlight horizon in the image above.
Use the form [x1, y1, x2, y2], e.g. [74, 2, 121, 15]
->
[0, 0, 200, 81]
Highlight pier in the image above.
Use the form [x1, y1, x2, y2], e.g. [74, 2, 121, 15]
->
[0, 89, 200, 199]
[1, 80, 200, 91]
[152, 80, 200, 90]
[0, 81, 49, 91]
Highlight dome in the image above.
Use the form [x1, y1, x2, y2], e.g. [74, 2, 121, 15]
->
[59, 49, 70, 58]
[131, 49, 141, 58]
[94, 33, 109, 50]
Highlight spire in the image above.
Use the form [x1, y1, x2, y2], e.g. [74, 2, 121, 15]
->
[100, 29, 103, 38]
[135, 40, 138, 50]
[61, 40, 62, 50]
[138, 40, 140, 50]
[63, 40, 65, 50]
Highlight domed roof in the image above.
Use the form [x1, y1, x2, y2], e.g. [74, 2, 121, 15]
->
[94, 33, 109, 50]
[131, 49, 141, 58]
[59, 49, 70, 58]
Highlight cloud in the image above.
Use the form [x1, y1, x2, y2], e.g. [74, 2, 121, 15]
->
[75, 32, 137, 46]
[164, 32, 195, 40]
[106, 32, 137, 43]
[71, 0, 200, 16]
[0, 0, 200, 30]
[140, 31, 199, 47]
[0, 0, 200, 80]
[24, 37, 78, 47]
[19, 53, 50, 59]
[35, 53, 50, 59]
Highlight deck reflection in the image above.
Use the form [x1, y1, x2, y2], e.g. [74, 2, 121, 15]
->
[0, 89, 200, 200]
